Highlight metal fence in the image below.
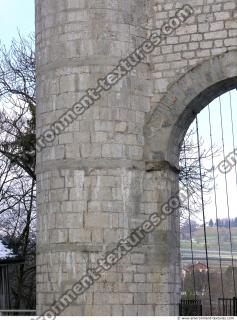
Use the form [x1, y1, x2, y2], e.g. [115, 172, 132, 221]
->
[218, 297, 237, 316]
[0, 310, 36, 316]
[179, 299, 202, 316]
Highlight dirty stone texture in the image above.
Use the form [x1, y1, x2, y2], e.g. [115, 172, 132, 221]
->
[36, 0, 237, 316]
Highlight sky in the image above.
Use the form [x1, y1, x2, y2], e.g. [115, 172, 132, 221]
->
[0, 1, 236, 223]
[0, 0, 34, 48]
[188, 89, 237, 222]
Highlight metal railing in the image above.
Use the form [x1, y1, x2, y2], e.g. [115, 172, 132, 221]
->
[179, 299, 202, 316]
[218, 297, 237, 316]
[0, 309, 36, 316]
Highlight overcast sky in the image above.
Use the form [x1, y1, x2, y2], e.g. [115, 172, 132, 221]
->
[190, 89, 237, 223]
[0, 0, 34, 47]
[0, 1, 236, 224]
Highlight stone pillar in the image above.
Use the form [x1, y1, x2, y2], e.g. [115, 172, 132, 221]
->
[35, 0, 180, 316]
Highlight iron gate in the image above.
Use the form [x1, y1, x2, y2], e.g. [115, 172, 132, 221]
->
[180, 90, 237, 316]
[179, 299, 202, 316]
[218, 297, 237, 316]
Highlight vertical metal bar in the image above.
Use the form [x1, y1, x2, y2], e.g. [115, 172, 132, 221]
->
[2, 266, 6, 309]
[196, 116, 213, 315]
[233, 297, 237, 316]
[219, 96, 236, 296]
[208, 104, 225, 300]
[6, 265, 10, 309]
[183, 141, 197, 299]
[229, 91, 237, 296]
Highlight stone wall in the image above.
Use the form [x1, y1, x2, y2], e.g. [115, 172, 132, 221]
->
[36, 0, 237, 315]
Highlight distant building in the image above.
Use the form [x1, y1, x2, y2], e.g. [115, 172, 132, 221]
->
[0, 240, 24, 310]
[182, 262, 208, 278]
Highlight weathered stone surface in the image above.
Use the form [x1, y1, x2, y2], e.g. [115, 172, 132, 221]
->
[36, 0, 237, 316]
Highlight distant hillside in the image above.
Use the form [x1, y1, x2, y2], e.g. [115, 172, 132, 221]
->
[181, 226, 237, 252]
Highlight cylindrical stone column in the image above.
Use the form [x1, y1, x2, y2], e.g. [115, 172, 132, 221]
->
[36, 0, 180, 316]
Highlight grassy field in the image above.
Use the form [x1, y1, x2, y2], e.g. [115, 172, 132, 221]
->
[181, 226, 237, 251]
[181, 226, 237, 268]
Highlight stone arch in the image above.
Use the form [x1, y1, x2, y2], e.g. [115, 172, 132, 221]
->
[145, 50, 237, 169]
[142, 50, 237, 316]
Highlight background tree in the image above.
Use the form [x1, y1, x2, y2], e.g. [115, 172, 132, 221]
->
[234, 217, 237, 227]
[179, 128, 219, 228]
[0, 34, 36, 309]
[181, 219, 198, 240]
[209, 219, 214, 227]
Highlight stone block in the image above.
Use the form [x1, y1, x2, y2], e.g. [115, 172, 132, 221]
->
[69, 229, 91, 242]
[124, 305, 138, 315]
[138, 305, 154, 316]
[102, 144, 123, 158]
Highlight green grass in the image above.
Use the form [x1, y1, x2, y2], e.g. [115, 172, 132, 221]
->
[181, 227, 237, 253]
